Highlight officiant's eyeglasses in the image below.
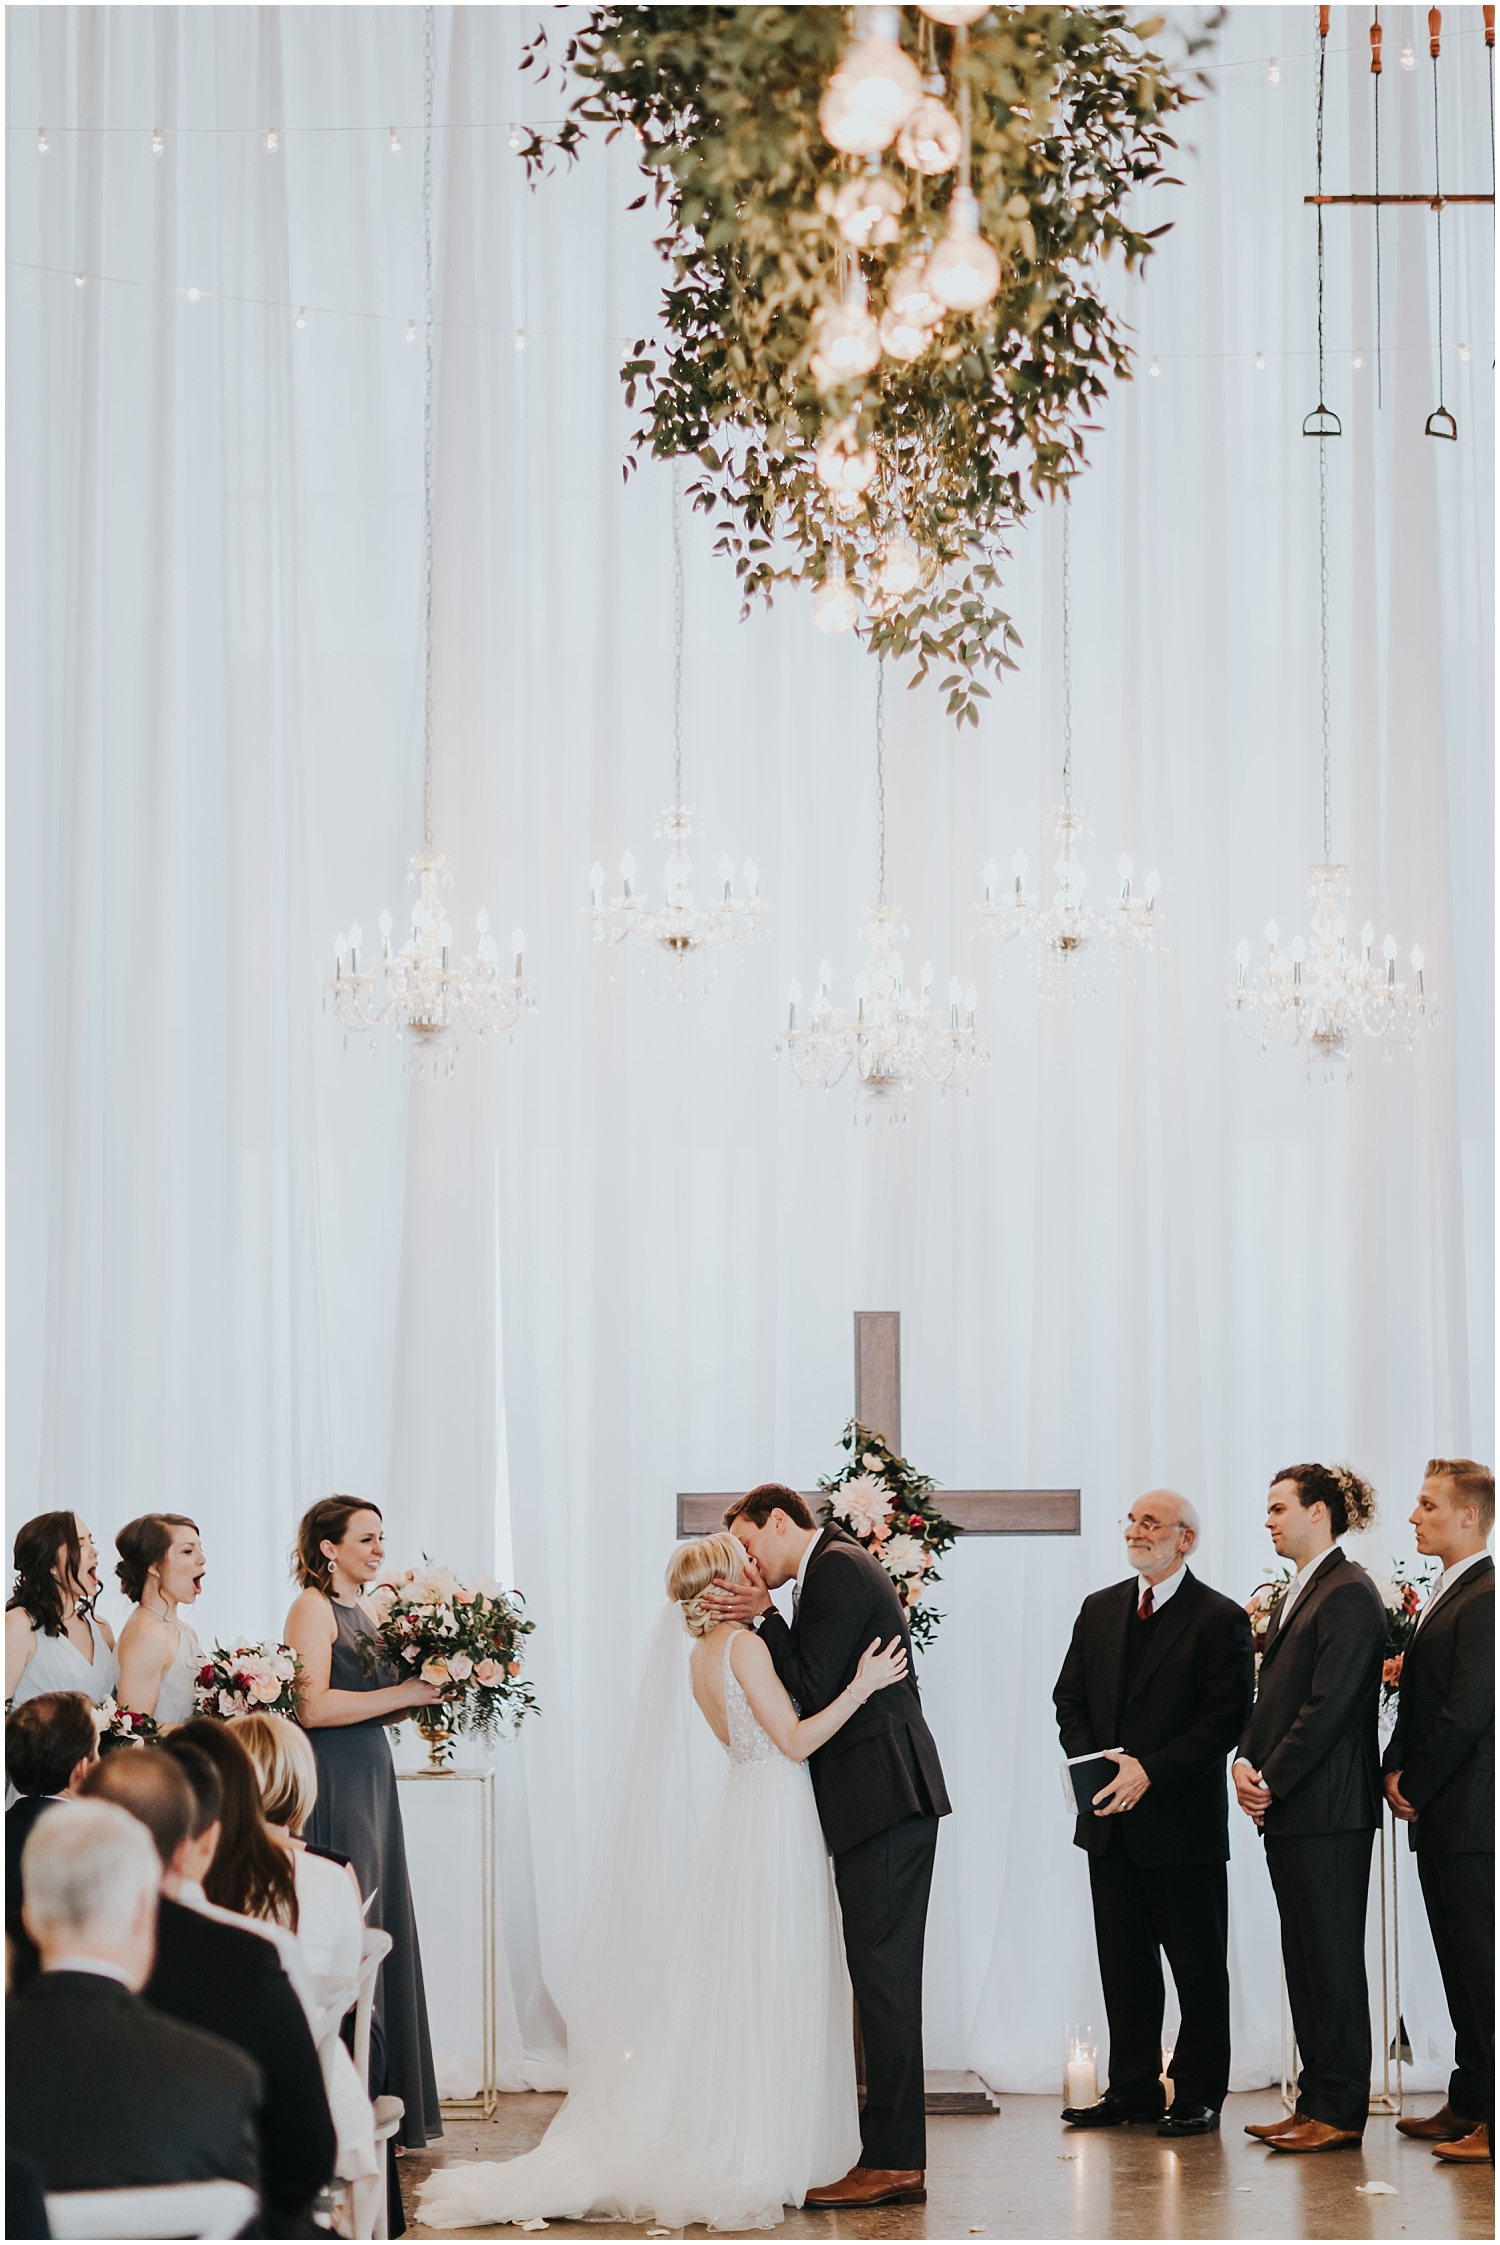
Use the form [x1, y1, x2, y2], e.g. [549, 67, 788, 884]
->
[1120, 1516, 1176, 1539]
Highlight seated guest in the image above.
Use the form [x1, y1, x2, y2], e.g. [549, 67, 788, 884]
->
[5, 2151, 50, 2241]
[1054, 1490, 1255, 2136]
[1386, 1458, 1495, 2165]
[5, 1691, 98, 1912]
[7, 1799, 261, 2195]
[82, 1747, 337, 2236]
[1234, 1462, 1385, 2154]
[233, 1714, 364, 2010]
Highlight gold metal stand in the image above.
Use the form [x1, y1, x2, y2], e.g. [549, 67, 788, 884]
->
[1278, 1805, 1403, 2118]
[396, 1763, 499, 2118]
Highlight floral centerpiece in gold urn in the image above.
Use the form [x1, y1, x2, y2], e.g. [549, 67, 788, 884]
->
[364, 1564, 539, 1768]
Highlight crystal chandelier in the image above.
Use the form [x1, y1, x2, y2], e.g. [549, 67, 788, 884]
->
[583, 466, 767, 995]
[777, 666, 988, 1125]
[1228, 439, 1439, 1086]
[976, 513, 1164, 998]
[325, 6, 533, 1081]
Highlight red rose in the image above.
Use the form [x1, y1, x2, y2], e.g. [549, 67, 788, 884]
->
[198, 1665, 217, 1686]
[909, 1515, 924, 1532]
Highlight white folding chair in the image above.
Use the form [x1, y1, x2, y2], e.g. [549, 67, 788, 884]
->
[45, 2180, 259, 2238]
[346, 1925, 405, 2242]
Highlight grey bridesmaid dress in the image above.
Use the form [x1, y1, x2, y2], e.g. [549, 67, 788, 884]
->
[305, 1598, 442, 2147]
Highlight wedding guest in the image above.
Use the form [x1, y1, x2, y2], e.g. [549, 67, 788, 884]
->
[4, 2152, 49, 2241]
[286, 1497, 443, 2149]
[1054, 1490, 1255, 2136]
[114, 1515, 208, 1725]
[6, 1692, 99, 1912]
[81, 1745, 337, 2235]
[7, 1800, 262, 2196]
[1234, 1462, 1384, 2154]
[1386, 1458, 1495, 2165]
[5, 1514, 117, 1711]
[233, 1713, 364, 2012]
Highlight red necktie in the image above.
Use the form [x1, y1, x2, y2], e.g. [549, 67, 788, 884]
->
[1138, 1585, 1154, 1621]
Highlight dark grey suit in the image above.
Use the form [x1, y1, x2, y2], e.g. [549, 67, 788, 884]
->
[1239, 1548, 1385, 2130]
[1382, 1555, 1494, 2121]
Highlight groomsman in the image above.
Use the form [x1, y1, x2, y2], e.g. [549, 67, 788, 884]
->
[1385, 1459, 1494, 2165]
[1235, 1462, 1385, 2154]
[1054, 1491, 1254, 2136]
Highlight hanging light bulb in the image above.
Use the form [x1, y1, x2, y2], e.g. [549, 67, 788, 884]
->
[264, 127, 280, 153]
[151, 127, 165, 155]
[814, 418, 878, 498]
[295, 306, 307, 329]
[823, 168, 905, 247]
[896, 96, 963, 174]
[887, 254, 944, 328]
[406, 319, 417, 343]
[925, 185, 1001, 311]
[819, 6, 924, 156]
[1255, 351, 1266, 370]
[811, 552, 860, 634]
[1268, 57, 1282, 83]
[875, 532, 921, 600]
[917, 2, 990, 21]
[879, 303, 932, 361]
[1401, 41, 1416, 67]
[37, 126, 50, 154]
[811, 274, 882, 390]
[389, 126, 402, 153]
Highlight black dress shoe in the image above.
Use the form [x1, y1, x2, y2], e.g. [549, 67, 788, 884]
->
[1062, 2094, 1165, 2128]
[1158, 2104, 1220, 2136]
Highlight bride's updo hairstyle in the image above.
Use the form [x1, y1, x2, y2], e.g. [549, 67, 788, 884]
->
[115, 1514, 198, 1605]
[1272, 1461, 1378, 1537]
[668, 1533, 745, 1638]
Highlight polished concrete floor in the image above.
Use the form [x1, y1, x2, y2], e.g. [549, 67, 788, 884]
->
[401, 2089, 1493, 2240]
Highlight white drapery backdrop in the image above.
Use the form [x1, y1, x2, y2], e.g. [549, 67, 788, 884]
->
[8, 6, 1492, 2096]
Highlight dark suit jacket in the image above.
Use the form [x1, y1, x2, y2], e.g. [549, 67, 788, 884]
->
[1053, 1568, 1255, 1866]
[1238, 1547, 1386, 1837]
[1382, 1555, 1494, 1854]
[6, 1971, 262, 2194]
[5, 1797, 62, 1916]
[145, 1898, 336, 2224]
[758, 1525, 951, 1856]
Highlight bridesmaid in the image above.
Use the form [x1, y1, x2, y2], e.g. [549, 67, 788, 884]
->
[5, 1513, 118, 1710]
[114, 1515, 208, 1726]
[286, 1496, 444, 2150]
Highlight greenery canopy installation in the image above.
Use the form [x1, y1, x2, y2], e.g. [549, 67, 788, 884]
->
[520, 7, 1199, 722]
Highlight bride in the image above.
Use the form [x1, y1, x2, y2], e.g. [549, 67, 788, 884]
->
[417, 1532, 909, 2233]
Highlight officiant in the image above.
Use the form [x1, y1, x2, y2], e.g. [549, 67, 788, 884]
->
[1053, 1490, 1254, 2137]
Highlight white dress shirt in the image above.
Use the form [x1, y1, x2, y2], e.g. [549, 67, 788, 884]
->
[44, 1953, 135, 1987]
[1137, 1561, 1186, 1612]
[1415, 1547, 1491, 1631]
[1273, 1540, 1340, 1629]
[754, 1533, 819, 1630]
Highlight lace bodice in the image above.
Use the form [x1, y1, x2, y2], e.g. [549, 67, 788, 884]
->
[722, 1635, 790, 1769]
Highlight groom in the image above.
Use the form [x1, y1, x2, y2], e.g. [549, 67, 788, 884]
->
[705, 1483, 950, 2210]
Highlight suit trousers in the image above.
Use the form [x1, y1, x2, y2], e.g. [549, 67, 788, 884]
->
[833, 1814, 939, 2172]
[1417, 1851, 1495, 2122]
[1087, 1829, 1231, 2110]
[1264, 1829, 1375, 2132]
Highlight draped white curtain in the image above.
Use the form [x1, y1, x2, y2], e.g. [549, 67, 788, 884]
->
[8, 6, 1492, 2094]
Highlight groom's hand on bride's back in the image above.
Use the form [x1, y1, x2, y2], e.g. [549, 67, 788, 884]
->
[700, 1553, 773, 1625]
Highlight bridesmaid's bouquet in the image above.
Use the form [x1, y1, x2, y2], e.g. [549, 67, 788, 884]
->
[194, 1641, 302, 1721]
[93, 1700, 161, 1754]
[366, 1564, 539, 1765]
[818, 1420, 959, 1653]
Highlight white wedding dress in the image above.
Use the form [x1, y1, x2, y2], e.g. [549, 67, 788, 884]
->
[418, 1619, 860, 2232]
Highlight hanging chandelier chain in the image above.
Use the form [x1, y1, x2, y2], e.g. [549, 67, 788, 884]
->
[876, 662, 887, 909]
[671, 461, 685, 811]
[1315, 14, 1328, 405]
[1061, 509, 1074, 808]
[1432, 43, 1446, 410]
[1319, 436, 1332, 863]
[421, 2, 436, 855]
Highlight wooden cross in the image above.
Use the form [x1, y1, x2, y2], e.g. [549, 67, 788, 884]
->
[677, 1311, 1080, 1539]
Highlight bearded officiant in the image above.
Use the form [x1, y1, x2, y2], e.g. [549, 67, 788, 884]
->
[1053, 1491, 1255, 2137]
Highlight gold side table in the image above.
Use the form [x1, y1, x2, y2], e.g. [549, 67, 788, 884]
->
[396, 1764, 498, 2118]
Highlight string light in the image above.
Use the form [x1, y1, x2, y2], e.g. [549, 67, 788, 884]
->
[74, 272, 85, 287]
[264, 128, 279, 153]
[1459, 339, 1471, 359]
[514, 328, 526, 351]
[37, 127, 49, 154]
[1401, 41, 1416, 68]
[1255, 350, 1266, 369]
[295, 306, 307, 329]
[1268, 57, 1282, 82]
[811, 552, 860, 633]
[186, 285, 201, 302]
[508, 126, 522, 151]
[389, 126, 402, 153]
[1149, 356, 1161, 375]
[151, 127, 164, 156]
[406, 318, 417, 343]
[819, 7, 923, 156]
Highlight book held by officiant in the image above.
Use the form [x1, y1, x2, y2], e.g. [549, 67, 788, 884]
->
[1059, 1749, 1122, 1814]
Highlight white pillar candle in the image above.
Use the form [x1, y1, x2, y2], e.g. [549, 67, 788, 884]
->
[1065, 2056, 1097, 2108]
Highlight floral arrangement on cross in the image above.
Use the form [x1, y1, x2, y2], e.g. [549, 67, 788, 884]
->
[819, 1417, 958, 1652]
[365, 1563, 540, 1768]
[1365, 1561, 1436, 1705]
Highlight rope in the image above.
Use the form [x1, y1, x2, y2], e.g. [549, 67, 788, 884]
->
[1319, 435, 1332, 864]
[1061, 508, 1073, 809]
[671, 462, 684, 810]
[876, 663, 887, 908]
[1433, 39, 1447, 410]
[421, 2, 435, 854]
[1316, 16, 1328, 409]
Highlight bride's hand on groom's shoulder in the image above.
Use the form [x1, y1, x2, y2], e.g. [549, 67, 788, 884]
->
[701, 1554, 773, 1625]
[850, 1635, 909, 1705]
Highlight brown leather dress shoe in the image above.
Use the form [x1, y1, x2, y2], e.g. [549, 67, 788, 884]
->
[1433, 2125, 1491, 2163]
[804, 2165, 927, 2208]
[1245, 2113, 1304, 2140]
[1396, 2101, 1479, 2142]
[1267, 2118, 1364, 2154]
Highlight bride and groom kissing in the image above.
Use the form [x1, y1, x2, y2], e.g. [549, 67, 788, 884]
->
[420, 1483, 951, 2233]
